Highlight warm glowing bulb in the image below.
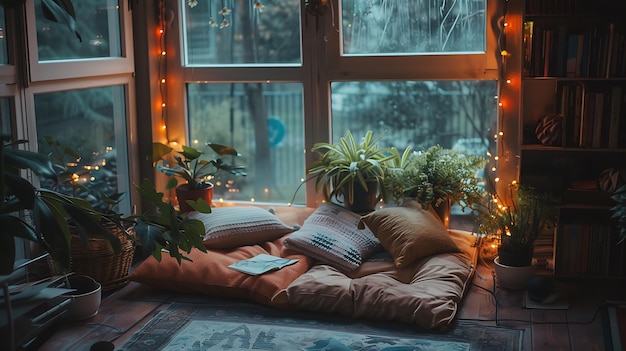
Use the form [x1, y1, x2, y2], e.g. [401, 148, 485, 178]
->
[250, 198, 256, 202]
[171, 141, 178, 146]
[264, 188, 269, 193]
[506, 79, 511, 84]
[498, 102, 503, 107]
[494, 177, 500, 183]
[511, 180, 517, 185]
[503, 22, 509, 27]
[161, 78, 166, 84]
[491, 167, 497, 172]
[499, 131, 504, 136]
[193, 139, 199, 144]
[161, 123, 167, 130]
[501, 50, 509, 56]
[161, 51, 166, 56]
[494, 156, 499, 161]
[161, 102, 166, 108]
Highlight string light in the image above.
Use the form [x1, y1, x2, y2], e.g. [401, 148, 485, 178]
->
[158, 0, 169, 142]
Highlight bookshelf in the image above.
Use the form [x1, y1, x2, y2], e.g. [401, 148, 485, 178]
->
[518, 0, 626, 278]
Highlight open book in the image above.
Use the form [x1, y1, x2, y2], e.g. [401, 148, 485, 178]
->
[228, 254, 299, 275]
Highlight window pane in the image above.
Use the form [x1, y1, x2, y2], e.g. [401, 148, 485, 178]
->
[35, 0, 122, 61]
[0, 6, 7, 64]
[187, 82, 305, 204]
[341, 0, 486, 55]
[331, 81, 497, 224]
[331, 81, 496, 150]
[35, 86, 130, 214]
[182, 0, 302, 66]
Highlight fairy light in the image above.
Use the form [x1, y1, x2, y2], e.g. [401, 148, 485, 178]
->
[158, 0, 169, 142]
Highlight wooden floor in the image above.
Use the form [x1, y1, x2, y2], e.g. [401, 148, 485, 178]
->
[31, 258, 626, 351]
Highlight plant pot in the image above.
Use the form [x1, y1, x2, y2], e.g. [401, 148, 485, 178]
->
[176, 183, 214, 213]
[343, 181, 378, 214]
[498, 246, 534, 267]
[62, 275, 102, 321]
[494, 256, 535, 290]
[433, 198, 451, 228]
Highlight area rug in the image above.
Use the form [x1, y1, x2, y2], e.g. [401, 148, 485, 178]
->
[119, 301, 523, 351]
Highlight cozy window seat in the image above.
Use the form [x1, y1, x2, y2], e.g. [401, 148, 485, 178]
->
[129, 204, 478, 330]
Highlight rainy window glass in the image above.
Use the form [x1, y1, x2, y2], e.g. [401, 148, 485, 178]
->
[341, 0, 486, 55]
[35, 0, 122, 61]
[187, 82, 305, 204]
[182, 0, 302, 66]
[34, 86, 131, 214]
[0, 6, 7, 64]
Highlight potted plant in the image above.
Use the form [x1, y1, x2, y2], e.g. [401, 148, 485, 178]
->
[1, 136, 209, 278]
[0, 137, 126, 276]
[307, 130, 396, 213]
[475, 181, 557, 289]
[152, 142, 246, 213]
[387, 144, 486, 225]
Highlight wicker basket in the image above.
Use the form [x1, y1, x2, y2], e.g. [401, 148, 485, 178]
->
[51, 222, 136, 292]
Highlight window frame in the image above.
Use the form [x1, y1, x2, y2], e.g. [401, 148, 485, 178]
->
[163, 0, 502, 208]
[24, 0, 135, 82]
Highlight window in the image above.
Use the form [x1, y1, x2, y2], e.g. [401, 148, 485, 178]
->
[34, 85, 131, 213]
[165, 0, 499, 209]
[20, 0, 136, 214]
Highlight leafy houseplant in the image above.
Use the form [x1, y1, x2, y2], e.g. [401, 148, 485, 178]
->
[387, 144, 486, 217]
[308, 130, 396, 213]
[152, 142, 246, 212]
[0, 137, 209, 277]
[0, 137, 124, 276]
[475, 182, 557, 268]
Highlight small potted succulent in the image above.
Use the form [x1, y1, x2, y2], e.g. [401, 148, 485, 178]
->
[152, 142, 247, 213]
[307, 130, 396, 213]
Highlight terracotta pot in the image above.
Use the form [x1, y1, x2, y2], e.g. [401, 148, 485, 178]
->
[175, 183, 214, 213]
[433, 198, 451, 228]
[342, 181, 378, 214]
[494, 256, 535, 290]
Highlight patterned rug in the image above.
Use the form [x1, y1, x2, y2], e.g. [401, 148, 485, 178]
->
[119, 302, 523, 351]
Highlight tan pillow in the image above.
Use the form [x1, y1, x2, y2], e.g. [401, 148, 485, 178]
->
[358, 201, 459, 268]
[188, 207, 295, 249]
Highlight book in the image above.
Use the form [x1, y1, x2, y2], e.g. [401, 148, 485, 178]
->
[228, 254, 299, 275]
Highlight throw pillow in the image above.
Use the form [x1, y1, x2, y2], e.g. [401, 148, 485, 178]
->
[188, 207, 296, 249]
[284, 202, 381, 273]
[358, 200, 460, 268]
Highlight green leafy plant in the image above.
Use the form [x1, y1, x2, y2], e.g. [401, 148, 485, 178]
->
[610, 184, 626, 245]
[387, 144, 486, 211]
[152, 142, 247, 191]
[130, 179, 208, 263]
[475, 182, 556, 265]
[308, 130, 396, 206]
[0, 137, 123, 275]
[0, 136, 210, 276]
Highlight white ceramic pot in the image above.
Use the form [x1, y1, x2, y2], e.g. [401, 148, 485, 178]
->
[493, 256, 535, 290]
[63, 275, 102, 321]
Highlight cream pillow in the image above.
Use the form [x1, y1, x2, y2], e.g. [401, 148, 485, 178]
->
[358, 201, 459, 268]
[188, 207, 295, 249]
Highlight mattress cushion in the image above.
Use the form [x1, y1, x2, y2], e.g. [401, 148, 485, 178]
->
[286, 229, 477, 329]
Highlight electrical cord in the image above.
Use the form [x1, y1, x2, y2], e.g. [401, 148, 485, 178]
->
[459, 265, 605, 327]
